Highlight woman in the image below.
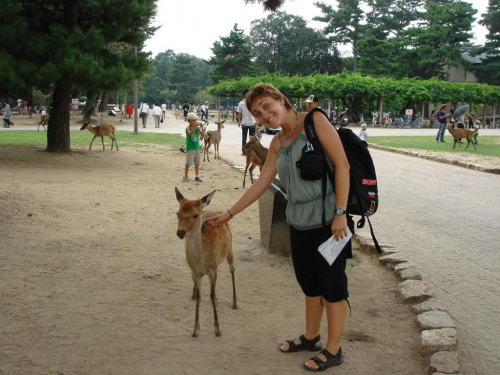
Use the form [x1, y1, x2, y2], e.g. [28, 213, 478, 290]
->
[207, 83, 350, 371]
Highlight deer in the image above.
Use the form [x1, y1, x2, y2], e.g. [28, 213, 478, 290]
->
[80, 122, 118, 151]
[447, 124, 477, 151]
[175, 187, 237, 337]
[204, 120, 225, 162]
[38, 114, 49, 131]
[242, 132, 268, 188]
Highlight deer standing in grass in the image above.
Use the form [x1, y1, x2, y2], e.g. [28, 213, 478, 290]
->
[80, 122, 118, 151]
[204, 120, 225, 162]
[38, 115, 49, 131]
[175, 187, 237, 337]
[447, 124, 477, 151]
[242, 132, 268, 188]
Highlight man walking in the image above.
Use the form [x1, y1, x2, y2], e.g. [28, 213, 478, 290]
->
[237, 89, 256, 155]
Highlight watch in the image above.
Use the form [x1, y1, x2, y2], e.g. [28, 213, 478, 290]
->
[335, 208, 346, 215]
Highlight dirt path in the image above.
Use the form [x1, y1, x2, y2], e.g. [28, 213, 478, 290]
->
[0, 136, 427, 374]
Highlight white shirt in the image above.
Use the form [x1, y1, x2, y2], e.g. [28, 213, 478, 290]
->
[161, 103, 166, 111]
[152, 105, 162, 116]
[237, 99, 256, 127]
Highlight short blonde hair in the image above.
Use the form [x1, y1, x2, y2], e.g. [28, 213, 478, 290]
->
[245, 83, 295, 114]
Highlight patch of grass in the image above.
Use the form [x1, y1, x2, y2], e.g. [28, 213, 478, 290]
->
[369, 135, 500, 157]
[0, 130, 185, 150]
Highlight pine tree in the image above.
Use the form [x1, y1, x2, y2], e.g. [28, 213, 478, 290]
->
[206, 24, 257, 84]
[471, 0, 500, 85]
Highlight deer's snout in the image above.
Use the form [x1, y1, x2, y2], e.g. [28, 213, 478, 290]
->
[177, 230, 186, 239]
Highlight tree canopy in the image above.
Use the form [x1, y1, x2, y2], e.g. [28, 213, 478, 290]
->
[0, 0, 157, 152]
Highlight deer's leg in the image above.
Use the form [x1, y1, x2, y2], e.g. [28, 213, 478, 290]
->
[208, 270, 221, 337]
[191, 275, 202, 337]
[101, 135, 105, 151]
[249, 164, 256, 184]
[215, 143, 219, 159]
[89, 135, 98, 150]
[226, 248, 237, 310]
[243, 162, 250, 188]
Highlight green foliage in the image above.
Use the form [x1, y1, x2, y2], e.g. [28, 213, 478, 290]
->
[470, 0, 500, 86]
[206, 24, 258, 84]
[250, 12, 344, 75]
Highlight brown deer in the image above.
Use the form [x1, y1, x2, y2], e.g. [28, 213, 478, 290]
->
[447, 124, 477, 151]
[80, 122, 118, 151]
[175, 187, 237, 337]
[204, 120, 225, 162]
[38, 115, 49, 131]
[242, 134, 268, 188]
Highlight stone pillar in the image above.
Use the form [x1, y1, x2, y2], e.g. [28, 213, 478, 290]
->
[259, 178, 291, 256]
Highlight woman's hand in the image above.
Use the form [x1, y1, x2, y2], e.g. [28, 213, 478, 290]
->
[206, 211, 232, 227]
[331, 214, 348, 241]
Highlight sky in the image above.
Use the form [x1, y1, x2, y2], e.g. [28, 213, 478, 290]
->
[144, 0, 489, 60]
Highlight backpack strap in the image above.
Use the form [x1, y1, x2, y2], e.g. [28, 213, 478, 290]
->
[304, 108, 334, 227]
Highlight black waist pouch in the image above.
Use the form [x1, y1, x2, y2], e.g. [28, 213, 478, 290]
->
[296, 144, 325, 181]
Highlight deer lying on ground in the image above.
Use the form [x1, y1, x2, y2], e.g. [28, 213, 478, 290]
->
[447, 124, 477, 151]
[80, 122, 118, 151]
[204, 120, 225, 162]
[175, 187, 237, 337]
[242, 133, 268, 188]
[38, 115, 49, 131]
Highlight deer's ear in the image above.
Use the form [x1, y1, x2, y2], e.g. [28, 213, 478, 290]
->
[175, 187, 185, 202]
[201, 190, 216, 207]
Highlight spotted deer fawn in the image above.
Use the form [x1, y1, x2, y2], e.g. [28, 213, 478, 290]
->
[204, 120, 225, 162]
[80, 122, 118, 151]
[242, 132, 268, 188]
[175, 187, 237, 337]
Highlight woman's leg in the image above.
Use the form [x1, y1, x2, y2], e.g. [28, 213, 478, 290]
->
[304, 299, 348, 370]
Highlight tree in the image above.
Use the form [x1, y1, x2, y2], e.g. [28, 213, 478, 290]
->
[401, 0, 476, 79]
[470, 0, 500, 86]
[250, 12, 344, 76]
[166, 53, 199, 102]
[0, 0, 157, 152]
[314, 0, 365, 70]
[206, 24, 257, 83]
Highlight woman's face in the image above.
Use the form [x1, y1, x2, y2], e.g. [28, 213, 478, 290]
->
[249, 95, 284, 129]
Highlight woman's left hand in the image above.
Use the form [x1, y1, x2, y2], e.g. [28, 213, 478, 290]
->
[331, 214, 348, 241]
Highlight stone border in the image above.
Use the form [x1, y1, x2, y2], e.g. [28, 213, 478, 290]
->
[355, 234, 462, 375]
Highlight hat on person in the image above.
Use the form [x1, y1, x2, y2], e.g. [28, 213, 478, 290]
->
[305, 95, 319, 104]
[187, 112, 198, 120]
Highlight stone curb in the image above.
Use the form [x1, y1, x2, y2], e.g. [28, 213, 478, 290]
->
[354, 234, 462, 375]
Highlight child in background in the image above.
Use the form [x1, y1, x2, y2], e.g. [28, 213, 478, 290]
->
[174, 109, 179, 120]
[359, 123, 368, 142]
[183, 112, 205, 182]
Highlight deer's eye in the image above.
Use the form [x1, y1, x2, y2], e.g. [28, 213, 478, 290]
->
[193, 214, 198, 218]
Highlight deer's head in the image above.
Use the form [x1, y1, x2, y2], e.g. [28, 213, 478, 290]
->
[175, 187, 215, 239]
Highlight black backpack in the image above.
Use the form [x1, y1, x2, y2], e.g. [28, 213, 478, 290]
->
[304, 108, 381, 253]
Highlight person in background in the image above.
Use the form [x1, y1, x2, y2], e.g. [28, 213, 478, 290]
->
[182, 101, 189, 122]
[359, 123, 368, 142]
[237, 89, 257, 155]
[207, 83, 350, 372]
[139, 102, 149, 128]
[304, 95, 320, 112]
[436, 104, 450, 143]
[152, 103, 162, 128]
[161, 102, 167, 121]
[2, 100, 14, 128]
[200, 102, 207, 120]
[183, 112, 205, 182]
[204, 101, 209, 120]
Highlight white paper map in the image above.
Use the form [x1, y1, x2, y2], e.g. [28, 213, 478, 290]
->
[318, 228, 353, 266]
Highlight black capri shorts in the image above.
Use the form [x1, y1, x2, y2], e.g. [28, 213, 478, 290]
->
[290, 224, 349, 303]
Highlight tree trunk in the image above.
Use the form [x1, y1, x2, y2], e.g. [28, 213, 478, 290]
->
[46, 83, 71, 152]
[98, 90, 109, 112]
[82, 90, 98, 123]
